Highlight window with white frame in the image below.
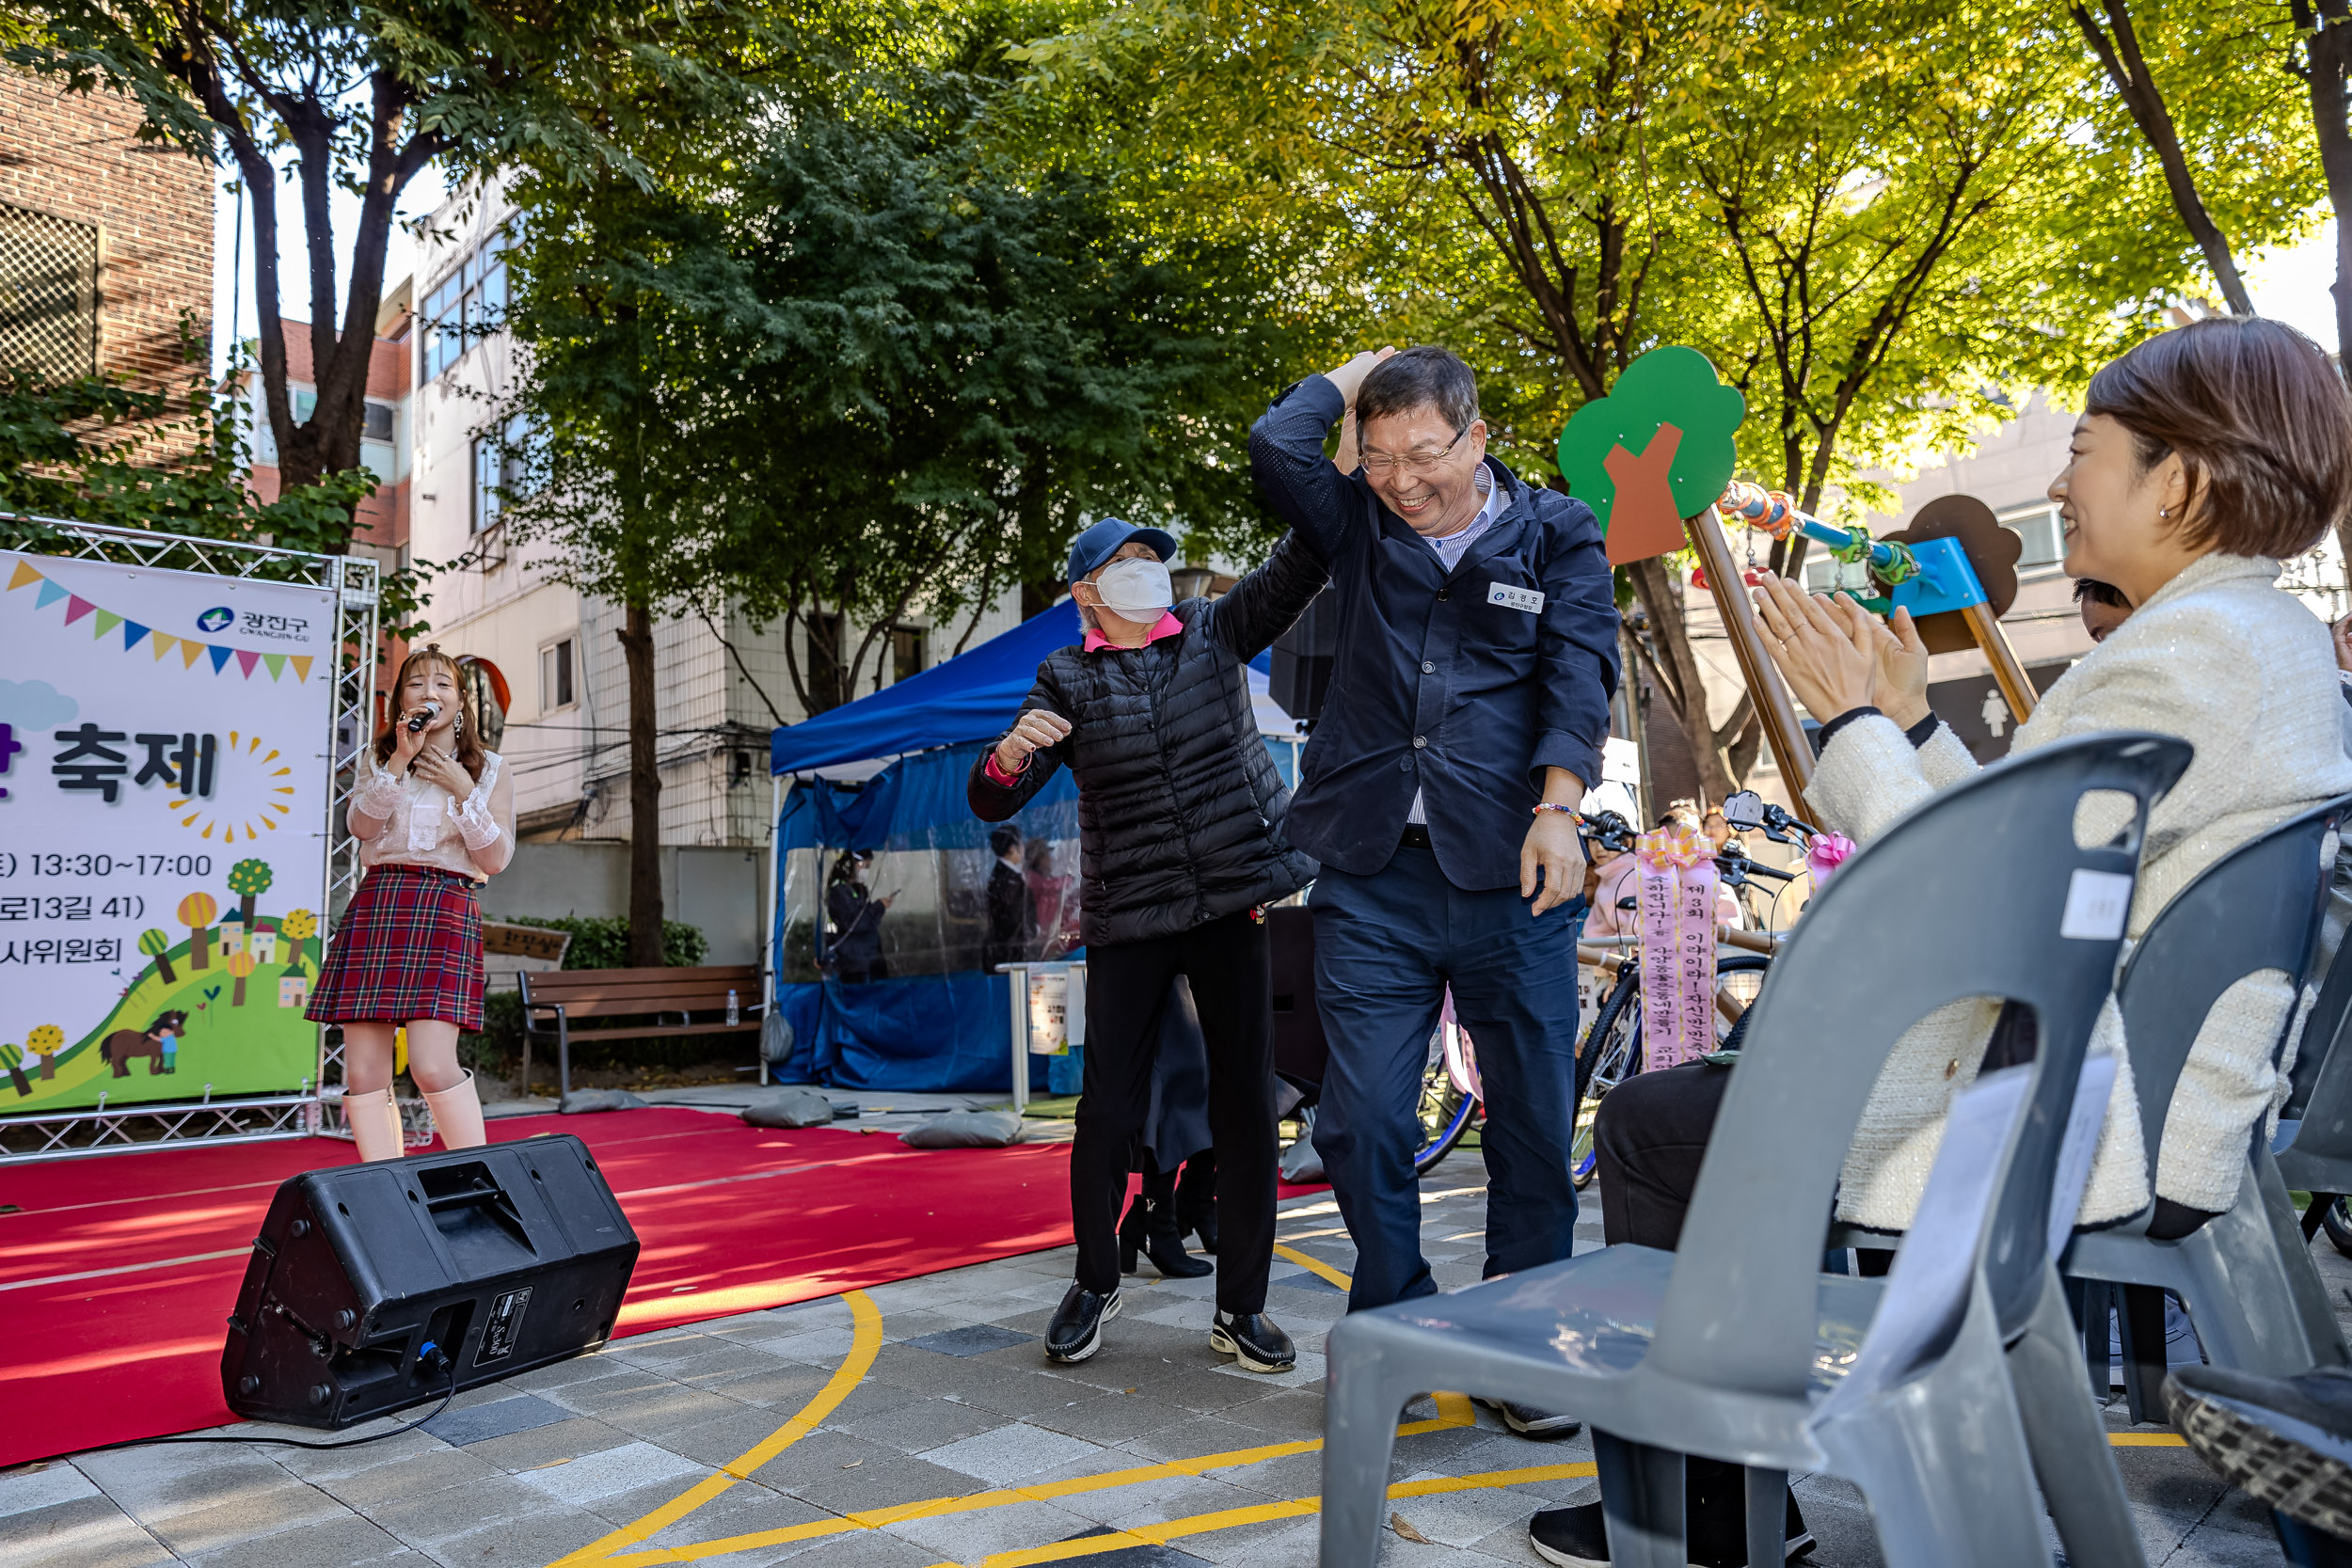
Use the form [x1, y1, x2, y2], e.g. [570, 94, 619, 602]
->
[422, 228, 513, 382]
[540, 637, 576, 712]
[1998, 502, 2066, 578]
[469, 415, 532, 533]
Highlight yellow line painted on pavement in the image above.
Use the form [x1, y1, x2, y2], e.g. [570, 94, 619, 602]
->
[2109, 1433, 2189, 1447]
[595, 1408, 1484, 1566]
[548, 1291, 884, 1566]
[967, 1460, 1602, 1567]
[1272, 1241, 1354, 1293]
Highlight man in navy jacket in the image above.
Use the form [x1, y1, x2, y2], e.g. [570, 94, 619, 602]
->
[1249, 346, 1619, 1434]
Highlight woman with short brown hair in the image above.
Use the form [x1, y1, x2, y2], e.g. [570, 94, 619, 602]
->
[1528, 316, 2352, 1567]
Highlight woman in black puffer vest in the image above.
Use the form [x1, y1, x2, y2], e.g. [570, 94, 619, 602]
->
[970, 516, 1324, 1372]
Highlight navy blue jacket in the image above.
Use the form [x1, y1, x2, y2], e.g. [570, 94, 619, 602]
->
[1248, 373, 1620, 890]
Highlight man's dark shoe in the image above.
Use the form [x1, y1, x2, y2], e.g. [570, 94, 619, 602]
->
[1209, 1309, 1295, 1372]
[1479, 1395, 1582, 1439]
[2169, 1364, 2352, 1540]
[1045, 1282, 1120, 1364]
[1528, 1490, 1813, 1567]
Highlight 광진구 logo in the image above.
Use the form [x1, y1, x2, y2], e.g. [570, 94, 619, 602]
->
[195, 606, 234, 634]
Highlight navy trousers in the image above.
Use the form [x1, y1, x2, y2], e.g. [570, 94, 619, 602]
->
[1310, 844, 1581, 1311]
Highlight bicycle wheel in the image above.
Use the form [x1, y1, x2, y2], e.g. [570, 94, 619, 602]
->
[1570, 976, 1643, 1188]
[2324, 1196, 2352, 1260]
[1412, 1024, 1478, 1173]
[1569, 955, 1772, 1188]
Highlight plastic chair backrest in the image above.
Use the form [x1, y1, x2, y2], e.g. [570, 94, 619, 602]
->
[2112, 794, 2347, 1160]
[2280, 855, 2352, 1151]
[1649, 732, 2192, 1401]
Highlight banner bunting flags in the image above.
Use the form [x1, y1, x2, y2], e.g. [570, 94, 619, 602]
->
[2, 560, 319, 681]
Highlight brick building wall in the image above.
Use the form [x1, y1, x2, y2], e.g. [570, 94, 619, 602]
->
[0, 69, 214, 385]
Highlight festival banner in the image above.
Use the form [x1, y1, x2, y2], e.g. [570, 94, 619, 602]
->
[0, 550, 335, 1111]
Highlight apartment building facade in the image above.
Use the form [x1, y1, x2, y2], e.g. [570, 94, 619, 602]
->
[0, 70, 212, 402]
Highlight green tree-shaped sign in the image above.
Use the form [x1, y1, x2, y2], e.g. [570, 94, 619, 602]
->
[1557, 346, 1747, 566]
[138, 927, 178, 985]
[227, 859, 275, 930]
[0, 1044, 26, 1098]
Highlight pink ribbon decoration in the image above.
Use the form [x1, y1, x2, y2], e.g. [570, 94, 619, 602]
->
[1635, 827, 1720, 1071]
[1805, 832, 1857, 894]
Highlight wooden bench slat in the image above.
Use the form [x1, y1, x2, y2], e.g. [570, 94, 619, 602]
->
[539, 1021, 759, 1043]
[519, 964, 766, 1029]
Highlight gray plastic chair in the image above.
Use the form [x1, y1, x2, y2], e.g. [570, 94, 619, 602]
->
[2061, 794, 2352, 1421]
[1317, 733, 2191, 1568]
[2277, 847, 2352, 1197]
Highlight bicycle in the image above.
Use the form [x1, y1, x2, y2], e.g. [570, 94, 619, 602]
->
[1563, 799, 1820, 1186]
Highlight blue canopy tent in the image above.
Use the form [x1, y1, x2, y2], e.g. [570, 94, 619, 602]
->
[767, 600, 1300, 1092]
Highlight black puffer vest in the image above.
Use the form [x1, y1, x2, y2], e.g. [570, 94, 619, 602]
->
[968, 532, 1324, 948]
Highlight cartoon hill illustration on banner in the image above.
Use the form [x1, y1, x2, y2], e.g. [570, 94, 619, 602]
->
[1556, 347, 1746, 566]
[5, 561, 315, 683]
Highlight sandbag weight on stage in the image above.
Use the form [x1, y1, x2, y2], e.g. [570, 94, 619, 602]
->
[220, 1133, 639, 1429]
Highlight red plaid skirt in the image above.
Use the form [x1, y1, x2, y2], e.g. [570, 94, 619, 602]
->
[306, 864, 486, 1029]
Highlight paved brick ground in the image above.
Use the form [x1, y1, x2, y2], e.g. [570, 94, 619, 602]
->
[0, 1134, 2334, 1567]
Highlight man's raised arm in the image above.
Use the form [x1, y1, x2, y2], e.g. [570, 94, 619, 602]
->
[1247, 349, 1394, 561]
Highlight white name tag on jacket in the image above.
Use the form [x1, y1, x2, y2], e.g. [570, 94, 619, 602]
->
[1487, 581, 1545, 614]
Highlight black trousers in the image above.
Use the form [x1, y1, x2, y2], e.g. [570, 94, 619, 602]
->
[1073, 911, 1277, 1313]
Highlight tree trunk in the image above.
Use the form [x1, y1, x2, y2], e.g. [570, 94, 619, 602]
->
[620, 597, 667, 968]
[2070, 1, 2256, 315]
[2296, 0, 2352, 584]
[1623, 558, 1740, 803]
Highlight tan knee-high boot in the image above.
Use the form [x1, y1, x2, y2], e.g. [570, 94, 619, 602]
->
[423, 1069, 486, 1150]
[346, 1085, 405, 1162]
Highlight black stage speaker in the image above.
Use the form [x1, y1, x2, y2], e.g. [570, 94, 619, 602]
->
[1266, 905, 1327, 1096]
[222, 1133, 639, 1429]
[1268, 587, 1337, 727]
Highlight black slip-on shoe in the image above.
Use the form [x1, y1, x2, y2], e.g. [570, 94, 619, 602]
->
[1045, 1282, 1120, 1364]
[1528, 1497, 1815, 1567]
[1209, 1309, 1295, 1372]
[1479, 1395, 1582, 1439]
[2169, 1364, 2352, 1540]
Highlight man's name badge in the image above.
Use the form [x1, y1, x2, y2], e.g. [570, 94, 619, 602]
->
[1487, 581, 1545, 614]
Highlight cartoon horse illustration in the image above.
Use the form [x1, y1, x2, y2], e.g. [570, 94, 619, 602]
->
[101, 1011, 190, 1077]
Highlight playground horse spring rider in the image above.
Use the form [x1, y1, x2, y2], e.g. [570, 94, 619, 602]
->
[99, 1010, 189, 1077]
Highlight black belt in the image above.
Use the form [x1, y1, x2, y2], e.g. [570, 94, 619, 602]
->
[1399, 825, 1432, 850]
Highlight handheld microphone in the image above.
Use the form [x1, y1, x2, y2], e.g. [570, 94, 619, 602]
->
[405, 700, 442, 734]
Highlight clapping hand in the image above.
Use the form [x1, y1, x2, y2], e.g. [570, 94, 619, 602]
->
[995, 709, 1073, 775]
[1753, 573, 1892, 722]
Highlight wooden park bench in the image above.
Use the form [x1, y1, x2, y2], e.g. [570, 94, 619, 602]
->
[518, 963, 763, 1099]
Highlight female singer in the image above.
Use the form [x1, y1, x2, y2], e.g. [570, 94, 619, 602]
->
[308, 644, 516, 1161]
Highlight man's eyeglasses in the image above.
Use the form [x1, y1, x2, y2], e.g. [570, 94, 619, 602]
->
[1360, 420, 1476, 478]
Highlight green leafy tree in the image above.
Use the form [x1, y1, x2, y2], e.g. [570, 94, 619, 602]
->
[500, 13, 1315, 959]
[1014, 0, 2247, 795]
[137, 927, 178, 985]
[0, 1045, 28, 1098]
[226, 858, 274, 931]
[5, 0, 783, 536]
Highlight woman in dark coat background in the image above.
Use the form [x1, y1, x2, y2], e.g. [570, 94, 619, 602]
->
[971, 515, 1324, 1371]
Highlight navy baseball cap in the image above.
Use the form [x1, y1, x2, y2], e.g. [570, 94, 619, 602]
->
[1067, 516, 1178, 585]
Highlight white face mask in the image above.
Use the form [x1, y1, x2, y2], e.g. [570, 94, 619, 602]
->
[1092, 557, 1173, 618]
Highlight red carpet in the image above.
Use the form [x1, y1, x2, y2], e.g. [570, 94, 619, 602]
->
[0, 1109, 1319, 1467]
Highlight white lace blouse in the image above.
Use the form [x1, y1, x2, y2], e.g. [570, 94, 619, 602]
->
[347, 750, 516, 881]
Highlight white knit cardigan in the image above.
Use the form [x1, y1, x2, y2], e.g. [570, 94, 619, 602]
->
[1809, 552, 2352, 1229]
